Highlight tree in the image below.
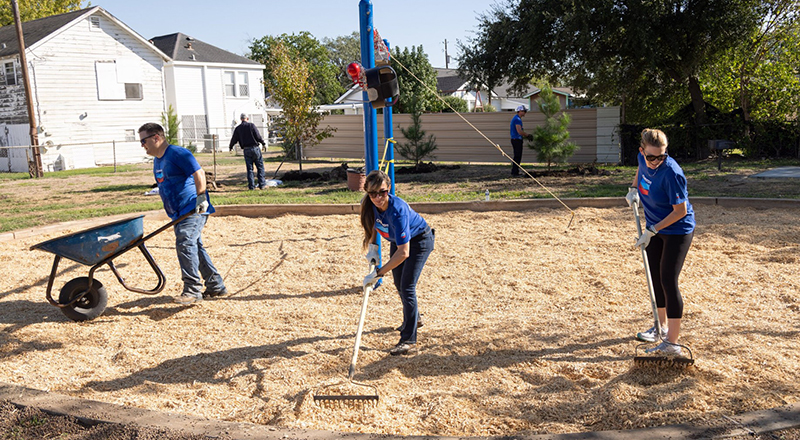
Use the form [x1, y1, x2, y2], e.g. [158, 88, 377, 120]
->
[456, 35, 504, 106]
[397, 103, 437, 166]
[267, 42, 335, 163]
[323, 31, 362, 90]
[529, 86, 578, 170]
[701, 0, 800, 123]
[0, 0, 86, 26]
[466, 0, 762, 152]
[249, 32, 344, 106]
[390, 45, 438, 114]
[436, 95, 469, 113]
[161, 104, 180, 146]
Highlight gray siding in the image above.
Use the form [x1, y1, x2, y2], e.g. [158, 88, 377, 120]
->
[0, 59, 28, 124]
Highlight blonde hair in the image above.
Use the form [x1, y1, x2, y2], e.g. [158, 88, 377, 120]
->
[640, 128, 668, 149]
[359, 170, 392, 249]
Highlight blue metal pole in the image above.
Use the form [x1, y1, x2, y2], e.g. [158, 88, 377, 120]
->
[359, 0, 378, 174]
[383, 38, 395, 195]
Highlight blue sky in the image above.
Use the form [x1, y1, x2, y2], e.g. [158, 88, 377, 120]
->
[96, 0, 500, 68]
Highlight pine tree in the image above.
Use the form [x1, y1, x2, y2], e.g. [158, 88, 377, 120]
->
[398, 103, 437, 168]
[529, 86, 578, 170]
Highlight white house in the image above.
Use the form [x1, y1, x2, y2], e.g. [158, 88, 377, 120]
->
[0, 7, 169, 172]
[149, 33, 267, 152]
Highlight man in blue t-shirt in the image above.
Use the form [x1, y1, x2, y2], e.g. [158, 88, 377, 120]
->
[139, 123, 227, 305]
[509, 105, 532, 176]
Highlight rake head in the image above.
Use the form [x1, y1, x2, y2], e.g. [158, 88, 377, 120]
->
[634, 355, 695, 369]
[634, 341, 695, 369]
[313, 379, 379, 410]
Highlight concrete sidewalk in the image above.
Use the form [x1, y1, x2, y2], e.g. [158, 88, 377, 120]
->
[751, 166, 800, 179]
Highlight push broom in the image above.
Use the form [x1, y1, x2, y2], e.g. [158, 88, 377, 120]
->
[631, 201, 694, 368]
[313, 264, 379, 408]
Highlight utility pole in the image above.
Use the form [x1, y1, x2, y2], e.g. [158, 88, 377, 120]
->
[11, 0, 44, 178]
[443, 39, 450, 69]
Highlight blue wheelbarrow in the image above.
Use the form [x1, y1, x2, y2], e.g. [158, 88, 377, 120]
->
[30, 213, 189, 321]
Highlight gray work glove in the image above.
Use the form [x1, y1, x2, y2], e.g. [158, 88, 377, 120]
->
[365, 244, 380, 265]
[635, 225, 657, 249]
[195, 195, 209, 214]
[363, 268, 380, 289]
[625, 187, 640, 207]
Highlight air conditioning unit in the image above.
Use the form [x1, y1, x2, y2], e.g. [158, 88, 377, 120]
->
[203, 134, 218, 153]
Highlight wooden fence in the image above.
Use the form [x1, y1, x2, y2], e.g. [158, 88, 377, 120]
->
[310, 107, 620, 164]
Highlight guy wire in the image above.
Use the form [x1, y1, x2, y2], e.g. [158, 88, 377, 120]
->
[388, 56, 576, 231]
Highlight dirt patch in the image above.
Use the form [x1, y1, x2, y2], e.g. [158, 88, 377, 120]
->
[0, 399, 228, 439]
[0, 205, 799, 437]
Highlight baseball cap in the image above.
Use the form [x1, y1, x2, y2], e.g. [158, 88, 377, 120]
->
[516, 105, 528, 112]
[240, 113, 247, 120]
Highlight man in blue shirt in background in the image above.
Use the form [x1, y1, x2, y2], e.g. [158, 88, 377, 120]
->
[229, 113, 267, 190]
[139, 123, 227, 305]
[509, 105, 533, 177]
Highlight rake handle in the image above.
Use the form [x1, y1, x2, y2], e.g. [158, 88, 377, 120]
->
[631, 201, 663, 337]
[349, 264, 375, 380]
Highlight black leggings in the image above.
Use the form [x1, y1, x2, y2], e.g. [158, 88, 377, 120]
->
[645, 232, 693, 319]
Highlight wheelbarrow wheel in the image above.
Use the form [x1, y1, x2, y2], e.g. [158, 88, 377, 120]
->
[58, 277, 108, 322]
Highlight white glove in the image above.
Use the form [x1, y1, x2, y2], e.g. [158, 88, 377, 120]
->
[625, 187, 640, 207]
[195, 195, 209, 214]
[363, 269, 380, 289]
[635, 225, 657, 249]
[365, 244, 380, 265]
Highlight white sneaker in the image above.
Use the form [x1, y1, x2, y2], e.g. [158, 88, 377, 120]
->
[636, 325, 668, 342]
[644, 341, 682, 356]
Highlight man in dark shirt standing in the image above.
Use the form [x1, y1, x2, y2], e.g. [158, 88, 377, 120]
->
[230, 113, 267, 190]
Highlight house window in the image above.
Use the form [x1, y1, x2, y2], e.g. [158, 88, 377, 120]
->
[224, 71, 235, 96]
[238, 72, 249, 97]
[224, 71, 250, 98]
[90, 16, 101, 31]
[124, 83, 142, 100]
[124, 129, 135, 142]
[4, 62, 16, 86]
[96, 60, 142, 100]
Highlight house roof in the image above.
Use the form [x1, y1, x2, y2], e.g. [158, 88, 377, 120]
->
[0, 7, 169, 62]
[0, 8, 91, 58]
[435, 68, 469, 94]
[150, 32, 261, 66]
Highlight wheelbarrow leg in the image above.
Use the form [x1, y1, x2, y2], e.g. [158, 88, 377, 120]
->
[104, 243, 167, 295]
[44, 255, 62, 307]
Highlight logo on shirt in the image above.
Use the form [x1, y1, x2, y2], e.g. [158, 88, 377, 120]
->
[639, 175, 652, 196]
[155, 169, 164, 183]
[400, 232, 407, 239]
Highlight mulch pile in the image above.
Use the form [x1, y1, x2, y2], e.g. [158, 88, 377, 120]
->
[0, 205, 797, 437]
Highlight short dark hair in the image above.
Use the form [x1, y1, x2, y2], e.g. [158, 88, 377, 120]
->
[138, 123, 165, 137]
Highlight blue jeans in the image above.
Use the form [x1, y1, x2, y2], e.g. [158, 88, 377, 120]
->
[390, 227, 434, 344]
[243, 147, 266, 189]
[173, 214, 225, 298]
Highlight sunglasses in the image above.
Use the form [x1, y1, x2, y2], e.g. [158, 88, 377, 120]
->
[140, 133, 157, 145]
[367, 189, 389, 197]
[645, 153, 667, 162]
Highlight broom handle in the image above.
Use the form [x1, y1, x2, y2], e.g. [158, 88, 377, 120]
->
[348, 264, 375, 380]
[632, 202, 663, 336]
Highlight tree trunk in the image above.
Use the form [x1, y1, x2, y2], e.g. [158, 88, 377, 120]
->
[687, 76, 708, 158]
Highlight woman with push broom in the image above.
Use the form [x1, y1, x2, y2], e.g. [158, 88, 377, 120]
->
[360, 170, 434, 356]
[626, 128, 695, 356]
